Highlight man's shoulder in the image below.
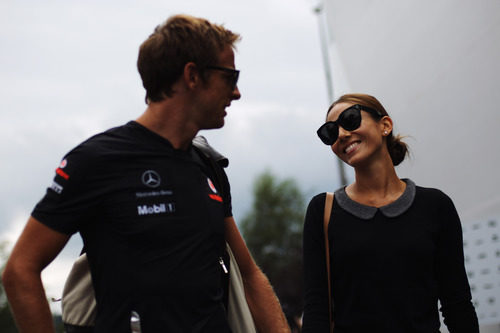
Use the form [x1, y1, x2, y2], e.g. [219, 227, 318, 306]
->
[81, 121, 135, 145]
[70, 121, 139, 155]
[55, 122, 139, 175]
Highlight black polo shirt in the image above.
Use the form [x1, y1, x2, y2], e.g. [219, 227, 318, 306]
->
[33, 121, 232, 332]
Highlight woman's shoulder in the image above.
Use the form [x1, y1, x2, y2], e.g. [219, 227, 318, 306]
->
[307, 192, 327, 208]
[307, 191, 338, 217]
[415, 183, 449, 197]
[307, 189, 341, 206]
[306, 188, 343, 216]
[414, 182, 455, 207]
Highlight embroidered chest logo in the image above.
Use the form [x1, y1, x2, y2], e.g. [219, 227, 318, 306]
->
[137, 203, 175, 215]
[207, 177, 223, 203]
[142, 170, 161, 188]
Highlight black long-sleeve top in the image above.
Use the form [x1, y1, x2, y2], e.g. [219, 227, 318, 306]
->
[302, 179, 479, 332]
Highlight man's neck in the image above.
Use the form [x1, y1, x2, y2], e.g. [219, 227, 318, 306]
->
[135, 100, 199, 150]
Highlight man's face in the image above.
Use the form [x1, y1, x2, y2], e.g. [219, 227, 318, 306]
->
[195, 46, 241, 130]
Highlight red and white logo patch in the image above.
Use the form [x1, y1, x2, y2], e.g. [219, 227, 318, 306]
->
[59, 159, 67, 168]
[207, 177, 223, 203]
[55, 159, 70, 180]
[207, 178, 217, 193]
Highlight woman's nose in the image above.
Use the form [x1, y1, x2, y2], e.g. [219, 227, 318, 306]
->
[337, 126, 351, 141]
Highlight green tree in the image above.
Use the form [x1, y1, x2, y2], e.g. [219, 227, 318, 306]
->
[241, 170, 305, 330]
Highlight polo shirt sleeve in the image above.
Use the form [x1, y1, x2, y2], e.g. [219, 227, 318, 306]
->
[31, 146, 99, 235]
[219, 166, 232, 218]
[435, 190, 479, 332]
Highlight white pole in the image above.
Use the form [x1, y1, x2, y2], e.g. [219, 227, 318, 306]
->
[313, 2, 348, 186]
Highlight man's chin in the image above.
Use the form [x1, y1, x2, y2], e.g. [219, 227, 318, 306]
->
[202, 120, 225, 130]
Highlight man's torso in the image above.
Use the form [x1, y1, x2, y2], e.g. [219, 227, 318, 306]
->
[33, 121, 231, 331]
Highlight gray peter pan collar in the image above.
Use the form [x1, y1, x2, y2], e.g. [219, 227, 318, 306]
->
[334, 179, 416, 219]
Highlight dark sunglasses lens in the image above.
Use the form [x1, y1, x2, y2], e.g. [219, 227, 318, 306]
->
[317, 122, 338, 145]
[338, 108, 361, 131]
[231, 72, 239, 88]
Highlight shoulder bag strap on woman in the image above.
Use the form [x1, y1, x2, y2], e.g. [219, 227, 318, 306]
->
[323, 192, 334, 333]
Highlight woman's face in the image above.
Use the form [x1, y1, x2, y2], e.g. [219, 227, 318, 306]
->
[327, 102, 389, 168]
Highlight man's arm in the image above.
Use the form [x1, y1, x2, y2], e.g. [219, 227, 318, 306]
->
[2, 216, 70, 333]
[224, 216, 290, 333]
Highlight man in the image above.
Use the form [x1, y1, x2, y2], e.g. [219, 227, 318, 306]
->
[2, 14, 289, 332]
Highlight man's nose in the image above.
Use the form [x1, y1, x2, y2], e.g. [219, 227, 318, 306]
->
[232, 85, 241, 100]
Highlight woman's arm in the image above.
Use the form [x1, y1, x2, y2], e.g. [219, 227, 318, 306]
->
[302, 194, 331, 332]
[436, 192, 479, 333]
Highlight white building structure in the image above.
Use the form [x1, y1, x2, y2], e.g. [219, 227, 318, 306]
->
[318, 1, 500, 332]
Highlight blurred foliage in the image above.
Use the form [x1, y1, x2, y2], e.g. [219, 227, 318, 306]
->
[241, 170, 305, 330]
[0, 241, 64, 332]
[0, 242, 17, 332]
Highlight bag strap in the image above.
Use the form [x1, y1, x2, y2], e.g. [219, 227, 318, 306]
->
[192, 136, 228, 200]
[191, 137, 231, 307]
[323, 192, 334, 333]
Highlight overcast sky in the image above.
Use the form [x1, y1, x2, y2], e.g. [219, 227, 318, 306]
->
[0, 0, 346, 311]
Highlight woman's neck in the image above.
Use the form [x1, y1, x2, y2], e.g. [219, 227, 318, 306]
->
[346, 157, 406, 207]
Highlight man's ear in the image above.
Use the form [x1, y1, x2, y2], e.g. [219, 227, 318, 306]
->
[183, 62, 200, 90]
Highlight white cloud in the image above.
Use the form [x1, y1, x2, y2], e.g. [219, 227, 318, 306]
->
[1, 211, 29, 251]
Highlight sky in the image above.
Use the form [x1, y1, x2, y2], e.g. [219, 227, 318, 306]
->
[0, 0, 345, 312]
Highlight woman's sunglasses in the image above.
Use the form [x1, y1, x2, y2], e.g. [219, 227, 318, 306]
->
[317, 104, 383, 145]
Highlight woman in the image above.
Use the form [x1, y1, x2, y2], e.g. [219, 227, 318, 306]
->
[302, 93, 478, 332]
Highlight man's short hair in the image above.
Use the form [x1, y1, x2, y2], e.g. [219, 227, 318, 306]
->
[137, 14, 241, 103]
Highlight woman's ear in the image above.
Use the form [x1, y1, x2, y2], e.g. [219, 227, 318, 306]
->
[381, 116, 393, 136]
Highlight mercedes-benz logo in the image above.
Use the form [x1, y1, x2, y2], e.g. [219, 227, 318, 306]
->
[141, 170, 161, 188]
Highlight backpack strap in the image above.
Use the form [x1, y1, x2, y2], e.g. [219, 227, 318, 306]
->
[192, 136, 231, 308]
[192, 136, 228, 198]
[323, 192, 334, 333]
[192, 137, 256, 332]
[192, 136, 229, 167]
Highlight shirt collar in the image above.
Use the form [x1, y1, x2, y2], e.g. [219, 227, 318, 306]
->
[334, 179, 416, 219]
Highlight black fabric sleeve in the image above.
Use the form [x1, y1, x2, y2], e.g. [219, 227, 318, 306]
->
[435, 191, 479, 332]
[302, 193, 331, 332]
[218, 166, 232, 218]
[31, 146, 98, 235]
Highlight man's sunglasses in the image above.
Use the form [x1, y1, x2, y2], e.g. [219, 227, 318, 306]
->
[317, 104, 383, 145]
[206, 65, 240, 90]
